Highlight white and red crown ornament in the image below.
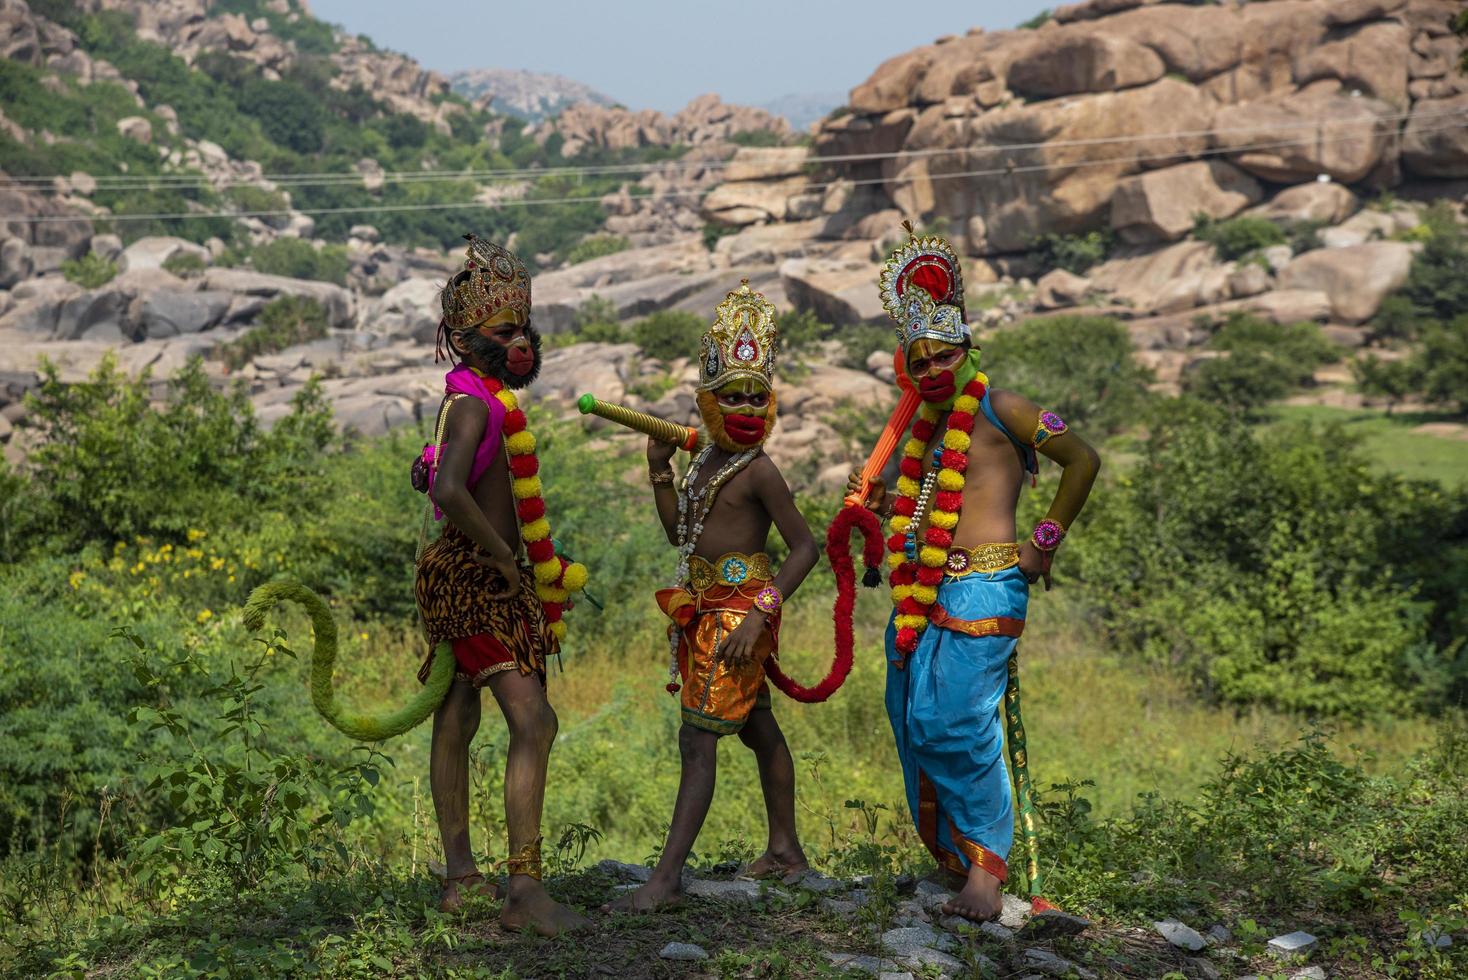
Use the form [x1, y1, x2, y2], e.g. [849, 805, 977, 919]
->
[878, 223, 970, 355]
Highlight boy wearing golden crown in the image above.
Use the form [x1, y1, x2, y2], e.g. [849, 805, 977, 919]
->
[846, 229, 1100, 922]
[414, 235, 591, 934]
[607, 281, 820, 912]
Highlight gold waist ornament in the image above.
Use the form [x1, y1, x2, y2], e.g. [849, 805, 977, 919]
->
[943, 542, 1020, 578]
[689, 552, 772, 591]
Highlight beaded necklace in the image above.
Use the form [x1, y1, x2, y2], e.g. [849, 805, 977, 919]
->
[667, 444, 759, 688]
[885, 375, 988, 659]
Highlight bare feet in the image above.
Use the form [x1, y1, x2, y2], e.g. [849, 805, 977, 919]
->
[738, 846, 810, 880]
[499, 879, 593, 936]
[940, 865, 1004, 923]
[438, 871, 501, 913]
[602, 873, 684, 913]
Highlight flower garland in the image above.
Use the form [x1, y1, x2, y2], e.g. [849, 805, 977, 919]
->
[886, 374, 988, 657]
[483, 376, 588, 641]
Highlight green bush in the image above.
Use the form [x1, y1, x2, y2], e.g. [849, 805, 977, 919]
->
[1033, 229, 1113, 275]
[161, 252, 207, 278]
[728, 129, 784, 147]
[1194, 214, 1287, 261]
[18, 355, 334, 551]
[1397, 202, 1468, 324]
[60, 252, 118, 288]
[218, 295, 330, 370]
[981, 315, 1154, 434]
[1352, 355, 1423, 413]
[1418, 316, 1468, 414]
[1068, 398, 1468, 715]
[630, 309, 706, 361]
[563, 234, 629, 266]
[1018, 9, 1052, 29]
[248, 238, 350, 285]
[1184, 315, 1337, 414]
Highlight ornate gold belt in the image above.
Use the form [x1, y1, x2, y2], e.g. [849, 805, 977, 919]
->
[943, 542, 1020, 578]
[689, 552, 772, 591]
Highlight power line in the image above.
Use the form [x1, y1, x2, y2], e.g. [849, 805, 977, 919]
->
[0, 105, 1456, 194]
[3, 119, 1464, 225]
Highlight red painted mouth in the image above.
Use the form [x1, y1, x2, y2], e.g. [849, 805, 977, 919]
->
[918, 370, 956, 403]
[505, 348, 536, 375]
[722, 413, 768, 444]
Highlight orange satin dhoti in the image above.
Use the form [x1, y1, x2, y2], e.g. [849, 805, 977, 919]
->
[657, 559, 781, 735]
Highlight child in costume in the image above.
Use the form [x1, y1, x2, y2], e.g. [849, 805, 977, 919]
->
[607, 281, 821, 912]
[846, 227, 1100, 922]
[415, 235, 591, 934]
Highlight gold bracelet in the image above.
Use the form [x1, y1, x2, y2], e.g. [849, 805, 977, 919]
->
[649, 469, 675, 486]
[503, 835, 543, 880]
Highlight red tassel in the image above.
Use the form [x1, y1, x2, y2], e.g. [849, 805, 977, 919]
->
[896, 627, 919, 652]
[887, 532, 908, 554]
[892, 496, 917, 517]
[503, 409, 527, 434]
[935, 490, 963, 511]
[509, 454, 539, 478]
[542, 602, 563, 623]
[526, 539, 555, 563]
[940, 449, 967, 472]
[891, 563, 917, 586]
[924, 527, 953, 549]
[899, 456, 922, 479]
[912, 419, 936, 441]
[948, 411, 975, 433]
[517, 498, 547, 522]
[898, 597, 925, 617]
[665, 682, 681, 695]
[917, 565, 944, 586]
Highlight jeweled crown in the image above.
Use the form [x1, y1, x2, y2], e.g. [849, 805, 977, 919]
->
[698, 279, 780, 391]
[441, 234, 531, 330]
[878, 223, 970, 355]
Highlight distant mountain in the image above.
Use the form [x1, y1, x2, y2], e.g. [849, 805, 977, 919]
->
[758, 91, 846, 132]
[447, 68, 617, 122]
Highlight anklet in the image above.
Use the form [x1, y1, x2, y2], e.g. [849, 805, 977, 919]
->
[504, 835, 544, 880]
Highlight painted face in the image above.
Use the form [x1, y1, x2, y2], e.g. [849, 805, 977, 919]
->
[906, 338, 968, 404]
[714, 377, 771, 445]
[454, 308, 542, 388]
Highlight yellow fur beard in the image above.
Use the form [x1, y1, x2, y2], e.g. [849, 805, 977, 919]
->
[697, 388, 778, 453]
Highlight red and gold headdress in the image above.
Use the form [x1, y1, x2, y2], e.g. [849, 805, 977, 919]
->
[878, 223, 970, 356]
[698, 279, 779, 391]
[441, 234, 531, 330]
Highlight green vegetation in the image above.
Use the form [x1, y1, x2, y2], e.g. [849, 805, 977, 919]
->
[1184, 314, 1338, 414]
[59, 251, 118, 288]
[1193, 214, 1288, 260]
[562, 234, 629, 266]
[630, 309, 707, 361]
[1018, 9, 1053, 29]
[247, 237, 351, 285]
[161, 251, 207, 278]
[728, 129, 785, 148]
[703, 221, 740, 252]
[1032, 229, 1114, 275]
[217, 295, 331, 371]
[1356, 202, 1468, 415]
[1266, 404, 1468, 488]
[982, 315, 1155, 434]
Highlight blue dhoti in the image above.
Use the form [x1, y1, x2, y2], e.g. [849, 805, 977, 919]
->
[885, 566, 1029, 882]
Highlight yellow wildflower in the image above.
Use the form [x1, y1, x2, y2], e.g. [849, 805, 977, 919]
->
[196, 609, 213, 624]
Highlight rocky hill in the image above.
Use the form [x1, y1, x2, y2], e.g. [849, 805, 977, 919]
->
[446, 67, 616, 121]
[2, 0, 1466, 480]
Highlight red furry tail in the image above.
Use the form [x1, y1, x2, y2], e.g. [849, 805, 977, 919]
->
[765, 505, 883, 703]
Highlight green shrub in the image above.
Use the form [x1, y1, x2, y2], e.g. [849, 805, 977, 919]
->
[1193, 214, 1287, 260]
[1418, 315, 1468, 414]
[630, 309, 706, 361]
[703, 222, 739, 252]
[563, 234, 629, 266]
[1398, 202, 1468, 324]
[60, 252, 118, 289]
[981, 315, 1154, 434]
[1352, 355, 1423, 413]
[1068, 398, 1468, 715]
[1184, 315, 1337, 413]
[224, 184, 289, 215]
[728, 129, 784, 148]
[18, 355, 334, 550]
[1018, 9, 1052, 29]
[248, 238, 350, 285]
[161, 252, 207, 278]
[1033, 229, 1113, 275]
[218, 295, 330, 370]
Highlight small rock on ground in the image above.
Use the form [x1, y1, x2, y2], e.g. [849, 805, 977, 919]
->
[1292, 969, 1326, 980]
[878, 974, 914, 980]
[595, 859, 652, 883]
[1022, 908, 1092, 938]
[658, 942, 708, 961]
[1186, 955, 1221, 980]
[980, 920, 1015, 943]
[1000, 893, 1031, 929]
[1023, 947, 1098, 979]
[685, 878, 761, 903]
[1207, 923, 1232, 944]
[1423, 927, 1453, 949]
[1268, 930, 1318, 958]
[881, 924, 958, 955]
[821, 897, 859, 916]
[1155, 918, 1208, 951]
[823, 951, 886, 976]
[788, 869, 843, 893]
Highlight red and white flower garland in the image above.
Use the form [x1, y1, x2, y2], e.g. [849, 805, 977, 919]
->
[886, 374, 988, 656]
[483, 376, 588, 640]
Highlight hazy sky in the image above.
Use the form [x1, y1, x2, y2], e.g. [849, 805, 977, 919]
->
[309, 0, 1054, 112]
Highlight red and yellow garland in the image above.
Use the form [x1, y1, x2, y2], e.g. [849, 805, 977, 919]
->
[886, 374, 988, 657]
[484, 376, 588, 640]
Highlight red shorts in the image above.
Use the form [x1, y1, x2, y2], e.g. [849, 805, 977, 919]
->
[451, 632, 519, 687]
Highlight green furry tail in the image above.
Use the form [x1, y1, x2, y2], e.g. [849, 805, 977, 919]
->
[242, 580, 455, 742]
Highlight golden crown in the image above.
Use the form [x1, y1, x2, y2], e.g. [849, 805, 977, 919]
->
[878, 223, 970, 354]
[441, 234, 531, 330]
[698, 279, 779, 391]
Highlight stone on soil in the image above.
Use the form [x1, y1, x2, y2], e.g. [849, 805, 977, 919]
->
[1267, 930, 1318, 958]
[658, 942, 708, 961]
[1155, 918, 1208, 951]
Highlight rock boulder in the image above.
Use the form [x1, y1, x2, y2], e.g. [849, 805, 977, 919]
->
[1111, 160, 1262, 243]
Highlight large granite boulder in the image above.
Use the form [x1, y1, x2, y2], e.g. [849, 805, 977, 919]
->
[1211, 92, 1396, 184]
[779, 257, 887, 326]
[1007, 28, 1165, 97]
[1278, 241, 1417, 323]
[1248, 181, 1360, 226]
[119, 236, 210, 273]
[1402, 94, 1468, 178]
[138, 290, 233, 338]
[1111, 160, 1262, 243]
[201, 268, 355, 328]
